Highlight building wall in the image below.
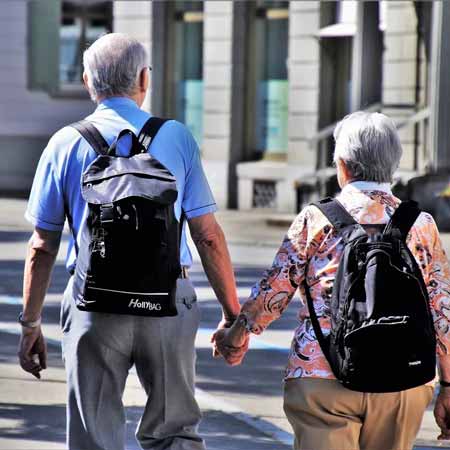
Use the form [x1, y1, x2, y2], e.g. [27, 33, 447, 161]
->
[201, 1, 233, 209]
[113, 1, 152, 112]
[0, 1, 93, 194]
[0, 1, 432, 208]
[382, 1, 419, 173]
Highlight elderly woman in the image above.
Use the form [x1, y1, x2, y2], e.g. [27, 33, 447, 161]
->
[214, 111, 450, 450]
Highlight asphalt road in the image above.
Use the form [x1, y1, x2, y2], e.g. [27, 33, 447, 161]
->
[0, 199, 447, 449]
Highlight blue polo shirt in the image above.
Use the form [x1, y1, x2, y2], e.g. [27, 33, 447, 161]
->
[25, 97, 217, 271]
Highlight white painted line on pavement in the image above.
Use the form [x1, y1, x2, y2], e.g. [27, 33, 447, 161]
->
[195, 387, 294, 447]
[0, 295, 22, 305]
[0, 322, 61, 347]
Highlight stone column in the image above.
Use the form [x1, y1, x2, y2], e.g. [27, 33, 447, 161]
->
[113, 1, 152, 112]
[382, 1, 419, 171]
[429, 1, 450, 172]
[284, 1, 321, 212]
[202, 1, 233, 209]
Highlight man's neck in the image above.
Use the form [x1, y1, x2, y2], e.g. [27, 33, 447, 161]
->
[97, 95, 141, 107]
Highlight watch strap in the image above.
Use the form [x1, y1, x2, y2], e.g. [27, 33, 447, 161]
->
[19, 312, 41, 328]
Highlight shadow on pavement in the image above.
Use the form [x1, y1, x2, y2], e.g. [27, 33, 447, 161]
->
[0, 402, 66, 444]
[0, 260, 70, 296]
[0, 331, 63, 367]
[0, 231, 70, 243]
[196, 347, 286, 398]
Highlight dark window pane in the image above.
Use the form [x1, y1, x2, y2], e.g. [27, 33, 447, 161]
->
[59, 1, 113, 86]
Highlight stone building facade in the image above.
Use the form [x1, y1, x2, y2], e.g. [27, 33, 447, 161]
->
[1, 1, 447, 213]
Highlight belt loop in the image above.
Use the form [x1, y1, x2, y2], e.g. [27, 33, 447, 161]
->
[180, 266, 189, 279]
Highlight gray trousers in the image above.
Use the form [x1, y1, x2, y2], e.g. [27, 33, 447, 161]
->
[61, 277, 206, 450]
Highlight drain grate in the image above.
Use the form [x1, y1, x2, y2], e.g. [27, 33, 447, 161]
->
[253, 180, 276, 208]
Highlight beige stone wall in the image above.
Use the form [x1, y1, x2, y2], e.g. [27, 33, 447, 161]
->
[382, 1, 419, 172]
[287, 1, 320, 168]
[113, 1, 152, 112]
[202, 1, 234, 208]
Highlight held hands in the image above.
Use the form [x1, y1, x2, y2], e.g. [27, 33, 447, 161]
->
[211, 316, 250, 366]
[435, 387, 450, 440]
[18, 326, 47, 379]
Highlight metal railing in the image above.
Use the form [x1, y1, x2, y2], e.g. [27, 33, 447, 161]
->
[304, 103, 431, 197]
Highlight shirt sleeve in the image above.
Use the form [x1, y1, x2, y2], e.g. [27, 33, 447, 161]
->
[411, 214, 450, 356]
[25, 135, 66, 231]
[181, 131, 217, 219]
[240, 207, 312, 334]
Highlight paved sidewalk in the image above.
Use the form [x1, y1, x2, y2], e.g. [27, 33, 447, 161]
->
[0, 198, 449, 449]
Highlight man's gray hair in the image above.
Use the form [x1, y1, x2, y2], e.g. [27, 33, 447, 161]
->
[333, 111, 402, 183]
[83, 33, 148, 102]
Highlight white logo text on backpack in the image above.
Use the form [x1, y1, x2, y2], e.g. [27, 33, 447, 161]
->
[128, 298, 162, 311]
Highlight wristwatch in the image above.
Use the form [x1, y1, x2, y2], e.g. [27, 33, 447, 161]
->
[439, 379, 450, 387]
[237, 314, 253, 334]
[18, 312, 41, 328]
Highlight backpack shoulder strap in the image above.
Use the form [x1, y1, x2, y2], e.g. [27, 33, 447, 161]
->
[70, 120, 109, 156]
[383, 200, 421, 241]
[138, 117, 169, 149]
[311, 197, 359, 234]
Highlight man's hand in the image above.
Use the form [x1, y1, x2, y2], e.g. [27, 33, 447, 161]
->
[210, 315, 237, 357]
[18, 326, 47, 379]
[212, 322, 250, 366]
[435, 387, 450, 440]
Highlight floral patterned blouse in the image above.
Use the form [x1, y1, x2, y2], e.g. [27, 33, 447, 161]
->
[241, 181, 450, 380]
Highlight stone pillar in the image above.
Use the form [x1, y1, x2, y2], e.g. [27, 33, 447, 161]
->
[113, 1, 152, 112]
[382, 1, 419, 171]
[284, 1, 321, 212]
[202, 1, 233, 209]
[351, 2, 382, 111]
[429, 1, 450, 172]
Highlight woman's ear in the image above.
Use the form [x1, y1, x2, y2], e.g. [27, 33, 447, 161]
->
[336, 158, 352, 188]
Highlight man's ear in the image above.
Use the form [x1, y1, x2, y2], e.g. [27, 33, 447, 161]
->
[139, 67, 149, 93]
[82, 72, 89, 90]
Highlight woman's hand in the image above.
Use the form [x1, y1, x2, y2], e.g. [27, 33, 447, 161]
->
[211, 317, 250, 366]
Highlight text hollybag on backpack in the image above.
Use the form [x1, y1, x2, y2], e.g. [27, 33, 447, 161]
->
[305, 198, 436, 392]
[68, 117, 182, 317]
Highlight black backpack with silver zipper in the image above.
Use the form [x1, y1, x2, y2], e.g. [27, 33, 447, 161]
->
[305, 197, 436, 392]
[68, 117, 182, 317]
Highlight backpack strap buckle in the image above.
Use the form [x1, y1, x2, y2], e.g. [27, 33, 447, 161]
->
[100, 203, 114, 225]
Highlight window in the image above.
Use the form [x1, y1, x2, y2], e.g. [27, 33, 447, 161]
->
[28, 0, 113, 96]
[170, 2, 204, 145]
[60, 2, 113, 88]
[247, 1, 289, 160]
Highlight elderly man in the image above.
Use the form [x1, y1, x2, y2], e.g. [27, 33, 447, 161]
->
[18, 33, 241, 450]
[216, 111, 450, 450]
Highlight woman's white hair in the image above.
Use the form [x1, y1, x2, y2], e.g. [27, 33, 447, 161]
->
[83, 33, 148, 102]
[333, 111, 403, 183]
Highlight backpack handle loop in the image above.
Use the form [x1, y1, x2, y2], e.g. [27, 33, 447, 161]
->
[108, 129, 145, 157]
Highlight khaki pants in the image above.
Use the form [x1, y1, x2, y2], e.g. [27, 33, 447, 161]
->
[284, 378, 433, 450]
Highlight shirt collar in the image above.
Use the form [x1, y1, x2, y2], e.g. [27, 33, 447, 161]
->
[96, 96, 139, 111]
[342, 181, 393, 195]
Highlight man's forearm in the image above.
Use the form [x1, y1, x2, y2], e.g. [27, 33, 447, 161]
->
[193, 224, 240, 321]
[22, 230, 60, 321]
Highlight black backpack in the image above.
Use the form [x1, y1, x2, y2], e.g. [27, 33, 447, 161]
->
[68, 117, 182, 317]
[305, 197, 436, 392]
